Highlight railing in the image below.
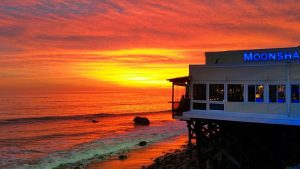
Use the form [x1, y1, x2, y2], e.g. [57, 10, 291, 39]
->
[172, 98, 190, 117]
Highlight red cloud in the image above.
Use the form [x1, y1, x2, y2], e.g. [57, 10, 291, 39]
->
[0, 0, 299, 91]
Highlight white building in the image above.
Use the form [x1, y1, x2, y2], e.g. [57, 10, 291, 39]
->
[169, 46, 300, 126]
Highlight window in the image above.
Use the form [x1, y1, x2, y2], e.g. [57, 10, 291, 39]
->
[248, 85, 264, 102]
[278, 85, 286, 103]
[209, 84, 224, 101]
[269, 85, 286, 103]
[193, 103, 206, 110]
[193, 84, 206, 100]
[228, 84, 244, 102]
[248, 85, 255, 102]
[291, 85, 300, 103]
[269, 85, 276, 102]
[209, 103, 224, 110]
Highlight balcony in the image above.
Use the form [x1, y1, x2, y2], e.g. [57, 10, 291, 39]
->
[168, 76, 190, 117]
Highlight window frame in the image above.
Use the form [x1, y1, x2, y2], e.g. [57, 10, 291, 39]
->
[268, 84, 286, 103]
[227, 84, 244, 102]
[191, 82, 208, 111]
[291, 84, 299, 103]
[248, 84, 264, 103]
[209, 84, 225, 102]
[192, 84, 206, 101]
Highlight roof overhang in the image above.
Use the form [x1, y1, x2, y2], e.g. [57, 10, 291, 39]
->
[167, 76, 190, 86]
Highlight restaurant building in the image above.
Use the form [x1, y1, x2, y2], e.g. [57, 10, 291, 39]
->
[169, 46, 300, 169]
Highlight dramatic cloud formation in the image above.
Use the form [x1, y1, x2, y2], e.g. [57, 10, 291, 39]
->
[0, 0, 299, 91]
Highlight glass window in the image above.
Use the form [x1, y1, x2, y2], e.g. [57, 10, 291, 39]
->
[256, 85, 264, 102]
[209, 84, 224, 101]
[278, 85, 286, 103]
[291, 85, 300, 103]
[228, 84, 244, 102]
[269, 85, 286, 103]
[193, 84, 206, 100]
[193, 103, 206, 110]
[209, 103, 224, 110]
[248, 85, 264, 102]
[269, 85, 277, 102]
[248, 85, 255, 102]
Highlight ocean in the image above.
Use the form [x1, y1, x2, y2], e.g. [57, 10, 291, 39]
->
[0, 90, 186, 169]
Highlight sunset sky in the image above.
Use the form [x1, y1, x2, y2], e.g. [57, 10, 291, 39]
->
[1, 0, 300, 92]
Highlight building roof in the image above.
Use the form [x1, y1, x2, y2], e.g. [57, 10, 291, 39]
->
[167, 76, 189, 82]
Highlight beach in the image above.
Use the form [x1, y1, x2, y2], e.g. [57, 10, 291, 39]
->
[86, 134, 189, 169]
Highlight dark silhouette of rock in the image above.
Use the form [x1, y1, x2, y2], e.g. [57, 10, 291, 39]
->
[119, 154, 128, 160]
[139, 141, 147, 146]
[72, 166, 83, 169]
[71, 164, 84, 169]
[133, 117, 150, 126]
[91, 119, 99, 123]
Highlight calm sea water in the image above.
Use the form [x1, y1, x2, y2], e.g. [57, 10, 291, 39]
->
[0, 91, 186, 169]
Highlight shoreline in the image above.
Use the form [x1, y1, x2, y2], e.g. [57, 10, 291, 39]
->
[85, 134, 189, 169]
[145, 147, 197, 169]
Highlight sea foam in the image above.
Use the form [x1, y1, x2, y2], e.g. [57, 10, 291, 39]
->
[20, 121, 186, 169]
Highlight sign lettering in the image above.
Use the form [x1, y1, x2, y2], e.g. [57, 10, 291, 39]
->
[243, 51, 300, 62]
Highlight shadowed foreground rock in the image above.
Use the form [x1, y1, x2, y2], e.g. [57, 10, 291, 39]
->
[145, 146, 197, 169]
[133, 117, 150, 126]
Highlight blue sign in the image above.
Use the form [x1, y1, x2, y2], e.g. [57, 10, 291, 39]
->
[244, 50, 300, 62]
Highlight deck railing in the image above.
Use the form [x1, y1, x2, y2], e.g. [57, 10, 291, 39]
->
[172, 98, 190, 117]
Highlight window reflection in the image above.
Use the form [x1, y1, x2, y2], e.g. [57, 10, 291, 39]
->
[278, 85, 286, 103]
[228, 84, 244, 102]
[193, 84, 206, 100]
[255, 85, 264, 102]
[248, 84, 264, 102]
[209, 84, 224, 101]
[291, 85, 300, 103]
[269, 84, 286, 103]
[193, 103, 206, 110]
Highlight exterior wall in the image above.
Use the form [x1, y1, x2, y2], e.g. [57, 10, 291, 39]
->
[189, 63, 300, 117]
[226, 102, 286, 114]
[290, 64, 300, 80]
[290, 104, 300, 117]
[190, 64, 287, 81]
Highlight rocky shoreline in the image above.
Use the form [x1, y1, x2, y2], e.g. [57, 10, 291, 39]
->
[144, 145, 197, 169]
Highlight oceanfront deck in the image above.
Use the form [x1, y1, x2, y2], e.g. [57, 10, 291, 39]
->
[176, 110, 300, 126]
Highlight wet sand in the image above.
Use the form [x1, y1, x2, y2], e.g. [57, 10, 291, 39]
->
[86, 134, 188, 169]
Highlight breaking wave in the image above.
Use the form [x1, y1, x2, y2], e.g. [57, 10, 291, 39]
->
[19, 121, 186, 169]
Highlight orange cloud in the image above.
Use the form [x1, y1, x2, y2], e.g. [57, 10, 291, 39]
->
[73, 48, 194, 88]
[0, 0, 300, 91]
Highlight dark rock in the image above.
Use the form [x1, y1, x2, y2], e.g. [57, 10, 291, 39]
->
[96, 155, 104, 159]
[139, 141, 147, 146]
[91, 119, 99, 123]
[133, 117, 150, 126]
[119, 154, 128, 160]
[73, 167, 81, 169]
[71, 166, 83, 169]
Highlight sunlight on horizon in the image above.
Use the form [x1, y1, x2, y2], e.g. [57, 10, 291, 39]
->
[85, 48, 197, 59]
[73, 62, 188, 88]
[73, 48, 191, 88]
